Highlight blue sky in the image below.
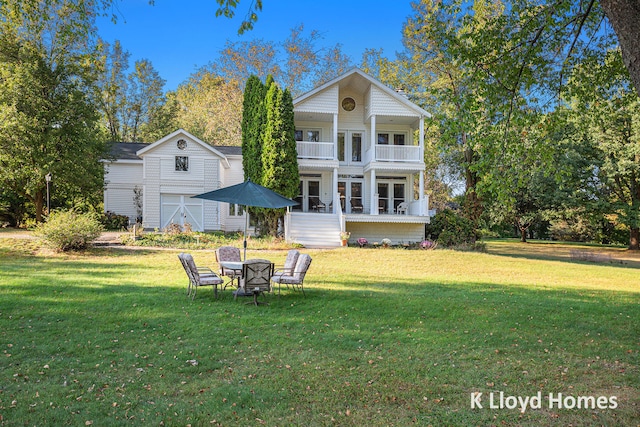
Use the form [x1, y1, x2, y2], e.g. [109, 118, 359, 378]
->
[97, 0, 415, 91]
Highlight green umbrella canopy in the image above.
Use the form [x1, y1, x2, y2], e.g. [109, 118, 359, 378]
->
[192, 179, 297, 209]
[192, 179, 297, 260]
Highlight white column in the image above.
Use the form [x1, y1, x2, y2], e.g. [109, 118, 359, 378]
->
[370, 114, 376, 160]
[370, 169, 377, 215]
[419, 172, 425, 215]
[333, 167, 339, 214]
[419, 116, 425, 161]
[333, 113, 338, 160]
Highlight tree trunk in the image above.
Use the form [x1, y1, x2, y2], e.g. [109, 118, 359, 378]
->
[630, 227, 639, 250]
[34, 189, 44, 223]
[600, 0, 640, 97]
[463, 143, 482, 224]
[520, 227, 527, 243]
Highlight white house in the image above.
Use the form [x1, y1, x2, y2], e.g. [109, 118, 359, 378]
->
[103, 68, 432, 247]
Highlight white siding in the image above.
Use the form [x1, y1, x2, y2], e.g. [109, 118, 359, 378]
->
[221, 156, 246, 232]
[296, 85, 339, 113]
[344, 222, 425, 245]
[143, 158, 161, 229]
[368, 86, 418, 118]
[103, 162, 143, 221]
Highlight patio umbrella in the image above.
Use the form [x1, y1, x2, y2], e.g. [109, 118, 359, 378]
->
[192, 179, 297, 259]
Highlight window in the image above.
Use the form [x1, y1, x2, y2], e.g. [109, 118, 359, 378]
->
[337, 133, 345, 162]
[295, 129, 320, 142]
[351, 133, 362, 162]
[229, 204, 244, 216]
[377, 132, 407, 145]
[175, 156, 189, 171]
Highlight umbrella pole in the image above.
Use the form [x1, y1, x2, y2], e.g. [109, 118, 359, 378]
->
[243, 206, 248, 261]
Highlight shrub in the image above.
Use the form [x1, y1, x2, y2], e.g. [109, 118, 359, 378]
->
[100, 211, 130, 230]
[34, 209, 104, 251]
[425, 209, 477, 247]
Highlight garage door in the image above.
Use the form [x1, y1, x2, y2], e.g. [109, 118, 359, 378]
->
[161, 195, 204, 231]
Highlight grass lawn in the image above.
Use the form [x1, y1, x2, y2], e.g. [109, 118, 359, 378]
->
[0, 237, 638, 426]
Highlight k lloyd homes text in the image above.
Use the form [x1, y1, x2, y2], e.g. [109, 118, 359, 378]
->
[470, 391, 618, 413]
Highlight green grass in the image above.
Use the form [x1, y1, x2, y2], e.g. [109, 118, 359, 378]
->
[0, 238, 638, 426]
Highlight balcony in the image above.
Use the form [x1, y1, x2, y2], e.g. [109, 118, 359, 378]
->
[296, 141, 423, 163]
[296, 141, 334, 160]
[375, 144, 421, 162]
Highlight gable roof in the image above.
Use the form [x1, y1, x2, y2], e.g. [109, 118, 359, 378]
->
[136, 128, 230, 160]
[293, 68, 431, 118]
[106, 129, 242, 163]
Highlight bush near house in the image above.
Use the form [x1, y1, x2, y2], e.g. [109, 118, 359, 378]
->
[426, 209, 478, 247]
[33, 209, 104, 251]
[100, 211, 130, 230]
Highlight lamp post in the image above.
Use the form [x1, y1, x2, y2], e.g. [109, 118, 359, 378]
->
[45, 172, 52, 215]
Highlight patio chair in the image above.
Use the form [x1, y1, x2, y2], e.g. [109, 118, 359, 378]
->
[178, 253, 223, 300]
[396, 201, 409, 215]
[350, 198, 363, 213]
[271, 254, 312, 296]
[280, 249, 300, 275]
[215, 246, 242, 289]
[237, 259, 274, 306]
[309, 197, 326, 212]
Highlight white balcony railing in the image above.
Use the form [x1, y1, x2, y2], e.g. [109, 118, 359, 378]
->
[296, 141, 334, 160]
[375, 145, 421, 162]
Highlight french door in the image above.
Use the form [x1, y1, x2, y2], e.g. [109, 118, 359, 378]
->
[377, 182, 405, 214]
[338, 179, 364, 213]
[338, 131, 363, 164]
[294, 177, 321, 212]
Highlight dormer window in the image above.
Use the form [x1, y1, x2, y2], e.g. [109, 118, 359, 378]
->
[175, 156, 189, 171]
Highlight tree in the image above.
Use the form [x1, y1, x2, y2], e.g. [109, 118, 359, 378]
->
[201, 25, 353, 97]
[566, 50, 640, 249]
[96, 40, 129, 141]
[125, 59, 166, 142]
[212, 0, 640, 102]
[96, 41, 168, 142]
[240, 76, 298, 236]
[171, 72, 242, 145]
[241, 75, 267, 180]
[260, 83, 299, 235]
[0, 2, 106, 223]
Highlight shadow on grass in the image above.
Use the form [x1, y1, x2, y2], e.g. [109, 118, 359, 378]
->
[485, 239, 640, 269]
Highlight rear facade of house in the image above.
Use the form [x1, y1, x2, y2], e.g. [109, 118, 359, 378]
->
[103, 68, 432, 247]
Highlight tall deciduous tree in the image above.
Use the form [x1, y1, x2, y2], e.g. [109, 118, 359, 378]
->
[125, 59, 166, 142]
[0, 1, 106, 223]
[171, 72, 242, 145]
[96, 40, 129, 141]
[201, 25, 353, 97]
[567, 50, 640, 249]
[96, 41, 167, 142]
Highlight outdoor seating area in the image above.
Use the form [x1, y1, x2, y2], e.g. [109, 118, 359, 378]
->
[179, 248, 312, 304]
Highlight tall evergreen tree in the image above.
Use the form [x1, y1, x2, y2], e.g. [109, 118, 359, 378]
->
[260, 83, 299, 235]
[241, 75, 265, 182]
